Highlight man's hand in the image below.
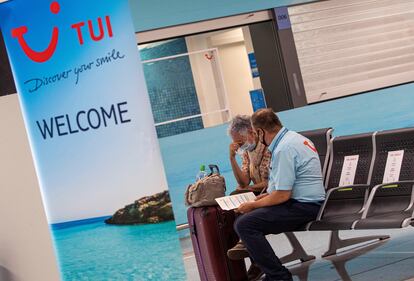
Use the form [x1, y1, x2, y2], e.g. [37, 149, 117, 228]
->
[229, 143, 240, 158]
[236, 202, 256, 214]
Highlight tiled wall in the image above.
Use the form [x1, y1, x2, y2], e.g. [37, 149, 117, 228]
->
[140, 38, 204, 138]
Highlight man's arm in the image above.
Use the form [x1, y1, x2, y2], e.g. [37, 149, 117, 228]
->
[255, 193, 269, 200]
[254, 190, 291, 208]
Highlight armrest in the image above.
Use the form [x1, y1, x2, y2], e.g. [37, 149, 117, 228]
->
[316, 184, 370, 220]
[361, 180, 414, 219]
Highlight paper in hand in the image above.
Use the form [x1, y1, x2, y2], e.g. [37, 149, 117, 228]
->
[215, 192, 256, 210]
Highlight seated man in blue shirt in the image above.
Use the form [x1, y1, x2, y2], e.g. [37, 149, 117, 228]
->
[234, 108, 326, 281]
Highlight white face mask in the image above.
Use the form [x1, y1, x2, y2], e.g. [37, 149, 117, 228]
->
[237, 142, 257, 155]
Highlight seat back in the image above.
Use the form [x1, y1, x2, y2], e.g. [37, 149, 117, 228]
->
[299, 128, 333, 181]
[366, 128, 414, 216]
[326, 132, 375, 190]
[322, 132, 375, 217]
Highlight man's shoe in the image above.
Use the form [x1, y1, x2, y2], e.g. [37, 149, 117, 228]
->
[227, 241, 250, 260]
[262, 275, 293, 281]
[247, 263, 264, 281]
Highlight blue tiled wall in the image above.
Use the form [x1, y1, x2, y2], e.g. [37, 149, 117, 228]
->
[140, 39, 204, 138]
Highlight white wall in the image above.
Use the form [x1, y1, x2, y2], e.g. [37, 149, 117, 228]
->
[186, 36, 226, 127]
[0, 94, 60, 281]
[186, 28, 254, 127]
[215, 41, 254, 117]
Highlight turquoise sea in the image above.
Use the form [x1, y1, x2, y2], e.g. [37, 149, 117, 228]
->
[52, 218, 186, 281]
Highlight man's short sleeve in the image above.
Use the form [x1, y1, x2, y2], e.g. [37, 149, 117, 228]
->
[268, 147, 296, 192]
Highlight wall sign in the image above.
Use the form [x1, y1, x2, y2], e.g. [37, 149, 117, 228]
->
[383, 150, 404, 184]
[274, 7, 291, 30]
[250, 89, 267, 112]
[248, 52, 260, 78]
[339, 155, 359, 187]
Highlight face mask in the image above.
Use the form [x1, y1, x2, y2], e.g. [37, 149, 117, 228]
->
[237, 142, 257, 155]
[245, 142, 257, 152]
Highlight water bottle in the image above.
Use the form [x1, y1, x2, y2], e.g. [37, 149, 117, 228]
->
[196, 165, 208, 181]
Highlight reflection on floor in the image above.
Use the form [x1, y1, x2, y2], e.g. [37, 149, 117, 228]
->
[180, 227, 414, 281]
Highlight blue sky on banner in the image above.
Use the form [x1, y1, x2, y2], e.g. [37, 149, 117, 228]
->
[0, 0, 168, 223]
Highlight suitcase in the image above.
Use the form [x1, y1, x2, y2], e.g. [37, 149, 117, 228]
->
[188, 206, 248, 281]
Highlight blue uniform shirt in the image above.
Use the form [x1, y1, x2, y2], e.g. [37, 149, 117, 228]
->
[267, 127, 326, 203]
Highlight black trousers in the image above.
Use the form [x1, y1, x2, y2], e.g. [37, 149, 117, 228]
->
[234, 199, 320, 280]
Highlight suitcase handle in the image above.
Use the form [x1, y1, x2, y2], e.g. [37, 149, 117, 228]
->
[208, 164, 220, 175]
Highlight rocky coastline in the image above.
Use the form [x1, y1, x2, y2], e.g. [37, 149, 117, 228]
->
[105, 190, 174, 225]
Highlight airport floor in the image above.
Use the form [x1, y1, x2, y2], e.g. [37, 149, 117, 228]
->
[180, 227, 414, 281]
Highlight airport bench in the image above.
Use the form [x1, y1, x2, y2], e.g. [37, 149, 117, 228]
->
[307, 127, 414, 257]
[354, 128, 414, 230]
[284, 127, 414, 280]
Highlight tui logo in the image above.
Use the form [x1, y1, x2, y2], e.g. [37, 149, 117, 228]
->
[11, 1, 114, 63]
[304, 140, 317, 153]
[11, 2, 60, 63]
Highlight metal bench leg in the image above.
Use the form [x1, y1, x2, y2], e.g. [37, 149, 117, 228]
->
[331, 261, 352, 281]
[289, 259, 315, 281]
[324, 237, 388, 281]
[280, 232, 315, 264]
[322, 230, 390, 258]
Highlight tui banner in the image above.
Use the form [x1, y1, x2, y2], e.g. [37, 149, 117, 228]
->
[0, 0, 186, 280]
